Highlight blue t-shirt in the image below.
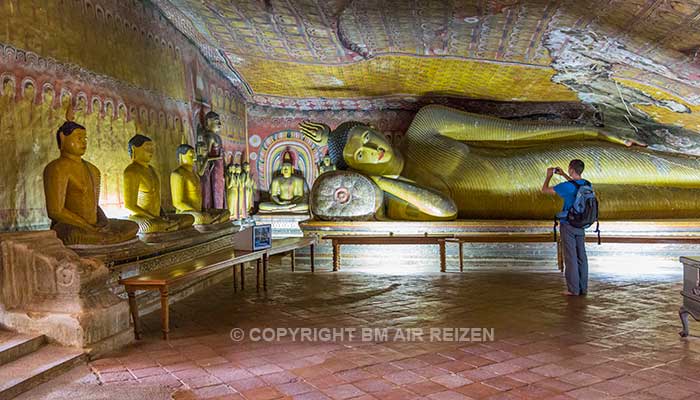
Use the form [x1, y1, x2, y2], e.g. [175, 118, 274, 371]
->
[554, 179, 588, 222]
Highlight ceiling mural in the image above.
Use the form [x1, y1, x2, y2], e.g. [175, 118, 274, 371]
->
[152, 0, 700, 144]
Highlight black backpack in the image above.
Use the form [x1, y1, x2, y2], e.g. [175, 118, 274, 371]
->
[553, 180, 601, 244]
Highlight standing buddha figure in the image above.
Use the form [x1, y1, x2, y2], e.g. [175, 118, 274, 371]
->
[225, 163, 241, 219]
[242, 162, 256, 217]
[195, 111, 224, 209]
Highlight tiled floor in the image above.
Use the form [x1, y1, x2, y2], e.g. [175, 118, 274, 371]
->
[19, 254, 700, 399]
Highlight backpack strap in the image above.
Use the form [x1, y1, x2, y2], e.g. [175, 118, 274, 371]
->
[595, 220, 601, 245]
[553, 217, 558, 242]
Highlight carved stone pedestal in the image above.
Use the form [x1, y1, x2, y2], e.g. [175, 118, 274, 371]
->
[0, 231, 132, 355]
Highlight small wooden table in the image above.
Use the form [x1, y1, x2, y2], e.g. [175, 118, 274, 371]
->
[270, 237, 316, 272]
[119, 248, 268, 340]
[323, 234, 451, 272]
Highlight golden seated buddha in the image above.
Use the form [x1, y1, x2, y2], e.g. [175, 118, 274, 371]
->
[43, 121, 139, 245]
[302, 105, 700, 221]
[258, 161, 309, 214]
[123, 134, 194, 234]
[170, 144, 230, 225]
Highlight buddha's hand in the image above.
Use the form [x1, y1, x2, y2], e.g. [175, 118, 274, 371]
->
[602, 131, 647, 147]
[299, 120, 330, 147]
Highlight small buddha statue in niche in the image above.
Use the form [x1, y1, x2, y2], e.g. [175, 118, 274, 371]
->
[258, 157, 309, 214]
[170, 144, 230, 225]
[123, 134, 194, 234]
[318, 155, 336, 175]
[43, 121, 139, 245]
[225, 163, 241, 219]
[242, 162, 256, 217]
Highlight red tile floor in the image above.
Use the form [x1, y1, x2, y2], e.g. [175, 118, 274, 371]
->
[18, 253, 700, 399]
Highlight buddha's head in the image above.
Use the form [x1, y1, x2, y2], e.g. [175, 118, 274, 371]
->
[105, 102, 114, 119]
[177, 144, 196, 167]
[128, 134, 154, 164]
[343, 125, 403, 176]
[204, 111, 222, 134]
[280, 162, 293, 179]
[22, 81, 35, 102]
[118, 104, 127, 120]
[56, 121, 87, 156]
[42, 85, 54, 106]
[2, 78, 15, 98]
[60, 91, 71, 108]
[234, 164, 242, 174]
[243, 162, 250, 173]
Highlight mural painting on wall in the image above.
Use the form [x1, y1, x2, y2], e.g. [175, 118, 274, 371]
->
[0, 0, 246, 232]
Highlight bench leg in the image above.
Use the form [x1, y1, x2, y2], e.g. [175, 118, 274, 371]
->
[332, 240, 340, 272]
[256, 259, 261, 292]
[310, 243, 315, 273]
[233, 265, 238, 293]
[291, 250, 296, 272]
[263, 253, 268, 291]
[126, 289, 141, 340]
[160, 287, 169, 340]
[459, 242, 464, 273]
[680, 306, 691, 337]
[240, 264, 245, 291]
[439, 240, 446, 273]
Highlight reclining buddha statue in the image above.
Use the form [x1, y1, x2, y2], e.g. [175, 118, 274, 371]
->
[123, 134, 194, 234]
[43, 121, 139, 245]
[170, 144, 230, 225]
[301, 105, 700, 221]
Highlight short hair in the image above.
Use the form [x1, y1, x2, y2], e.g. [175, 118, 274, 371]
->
[127, 134, 152, 157]
[176, 144, 194, 158]
[56, 121, 85, 149]
[569, 159, 585, 175]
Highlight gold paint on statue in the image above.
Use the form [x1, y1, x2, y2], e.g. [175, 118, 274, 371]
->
[258, 162, 309, 213]
[170, 145, 229, 225]
[304, 105, 700, 221]
[226, 163, 242, 218]
[123, 135, 194, 233]
[43, 123, 138, 245]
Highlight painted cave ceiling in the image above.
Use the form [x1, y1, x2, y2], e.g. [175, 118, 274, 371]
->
[151, 0, 700, 151]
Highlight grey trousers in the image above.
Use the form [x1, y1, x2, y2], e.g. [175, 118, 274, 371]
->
[560, 223, 588, 295]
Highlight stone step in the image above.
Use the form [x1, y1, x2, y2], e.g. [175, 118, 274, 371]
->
[0, 332, 46, 366]
[0, 345, 85, 400]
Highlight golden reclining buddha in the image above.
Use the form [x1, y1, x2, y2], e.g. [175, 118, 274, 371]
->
[302, 105, 700, 221]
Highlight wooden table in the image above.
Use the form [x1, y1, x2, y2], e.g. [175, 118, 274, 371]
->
[322, 235, 452, 272]
[446, 233, 556, 272]
[270, 237, 316, 272]
[119, 248, 268, 340]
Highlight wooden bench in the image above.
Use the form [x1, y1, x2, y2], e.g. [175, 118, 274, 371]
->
[448, 233, 700, 272]
[323, 234, 453, 272]
[270, 237, 316, 272]
[119, 247, 268, 340]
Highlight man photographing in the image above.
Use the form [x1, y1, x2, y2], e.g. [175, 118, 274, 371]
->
[542, 159, 589, 296]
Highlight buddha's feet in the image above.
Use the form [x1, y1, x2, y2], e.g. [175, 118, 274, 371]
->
[128, 214, 194, 234]
[52, 219, 139, 245]
[179, 209, 230, 225]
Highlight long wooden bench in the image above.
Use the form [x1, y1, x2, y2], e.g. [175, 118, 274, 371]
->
[119, 248, 268, 340]
[448, 234, 700, 272]
[323, 234, 453, 272]
[270, 237, 316, 272]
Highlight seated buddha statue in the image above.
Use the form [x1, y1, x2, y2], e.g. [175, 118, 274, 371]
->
[170, 144, 230, 225]
[318, 155, 336, 175]
[301, 105, 700, 221]
[123, 134, 194, 233]
[43, 121, 139, 245]
[258, 158, 309, 214]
